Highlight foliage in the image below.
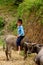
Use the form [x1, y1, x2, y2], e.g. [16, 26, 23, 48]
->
[18, 0, 43, 24]
[0, 31, 4, 35]
[8, 21, 17, 35]
[0, 39, 4, 46]
[0, 17, 5, 30]
[0, 0, 14, 6]
[14, 0, 23, 5]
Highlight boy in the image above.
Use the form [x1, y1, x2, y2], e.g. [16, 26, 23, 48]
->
[16, 19, 25, 54]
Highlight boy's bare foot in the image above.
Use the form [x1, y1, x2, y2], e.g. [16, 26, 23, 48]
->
[17, 51, 20, 55]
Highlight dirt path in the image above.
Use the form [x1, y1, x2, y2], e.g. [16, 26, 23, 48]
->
[0, 46, 37, 65]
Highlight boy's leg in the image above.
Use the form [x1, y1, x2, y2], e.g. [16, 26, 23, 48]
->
[16, 36, 21, 54]
[16, 36, 24, 54]
[18, 46, 20, 54]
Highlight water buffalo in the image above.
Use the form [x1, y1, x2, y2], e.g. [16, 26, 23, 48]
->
[35, 48, 43, 65]
[24, 42, 43, 59]
[3, 35, 24, 60]
[24, 42, 43, 65]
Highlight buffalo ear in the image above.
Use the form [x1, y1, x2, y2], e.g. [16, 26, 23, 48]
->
[36, 44, 41, 48]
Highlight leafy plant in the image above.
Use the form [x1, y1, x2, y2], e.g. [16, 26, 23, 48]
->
[14, 0, 23, 5]
[18, 0, 43, 22]
[0, 17, 5, 30]
[8, 21, 17, 35]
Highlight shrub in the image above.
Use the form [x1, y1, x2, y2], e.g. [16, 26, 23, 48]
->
[18, 0, 43, 20]
[0, 17, 5, 30]
[8, 21, 17, 35]
[14, 0, 23, 5]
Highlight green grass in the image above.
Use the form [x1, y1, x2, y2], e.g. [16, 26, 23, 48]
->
[0, 0, 14, 6]
[20, 51, 24, 56]
[0, 39, 3, 46]
[0, 39, 4, 46]
[18, 0, 43, 18]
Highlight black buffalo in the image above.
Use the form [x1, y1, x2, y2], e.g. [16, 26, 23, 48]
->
[24, 42, 43, 65]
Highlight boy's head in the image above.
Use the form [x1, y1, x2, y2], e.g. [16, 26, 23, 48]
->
[17, 19, 22, 26]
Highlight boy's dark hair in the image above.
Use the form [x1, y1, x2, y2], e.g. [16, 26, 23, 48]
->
[18, 19, 22, 24]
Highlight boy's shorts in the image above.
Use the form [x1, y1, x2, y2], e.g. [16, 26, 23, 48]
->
[16, 36, 24, 46]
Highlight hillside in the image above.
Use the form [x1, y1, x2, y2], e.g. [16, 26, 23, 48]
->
[0, 0, 43, 44]
[0, 0, 17, 35]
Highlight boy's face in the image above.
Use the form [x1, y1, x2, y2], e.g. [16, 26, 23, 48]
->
[17, 21, 21, 26]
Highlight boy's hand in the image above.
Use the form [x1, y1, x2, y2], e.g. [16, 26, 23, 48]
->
[17, 35, 20, 37]
[17, 35, 19, 37]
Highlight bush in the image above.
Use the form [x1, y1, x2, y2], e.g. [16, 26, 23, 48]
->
[18, 0, 43, 20]
[0, 17, 5, 30]
[0, 38, 5, 46]
[14, 0, 23, 5]
[8, 21, 17, 31]
[8, 21, 17, 35]
[0, 31, 4, 35]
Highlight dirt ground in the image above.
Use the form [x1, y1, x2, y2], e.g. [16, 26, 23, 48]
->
[0, 46, 37, 65]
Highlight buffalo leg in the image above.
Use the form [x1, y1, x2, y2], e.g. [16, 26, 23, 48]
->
[24, 50, 27, 60]
[5, 49, 9, 60]
[24, 45, 28, 60]
[5, 44, 9, 60]
[8, 50, 11, 59]
[9, 53, 11, 59]
[8, 46, 12, 60]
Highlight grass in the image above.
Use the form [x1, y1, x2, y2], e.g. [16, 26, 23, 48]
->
[0, 39, 4, 46]
[0, 39, 3, 46]
[0, 0, 14, 6]
[0, 0, 17, 16]
[20, 51, 24, 56]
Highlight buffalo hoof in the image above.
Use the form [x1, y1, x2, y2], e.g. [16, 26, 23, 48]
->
[6, 58, 9, 61]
